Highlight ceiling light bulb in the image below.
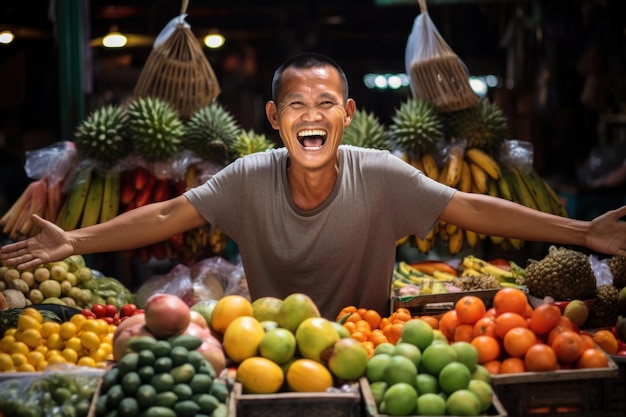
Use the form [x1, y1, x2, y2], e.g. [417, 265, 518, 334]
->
[0, 30, 15, 44]
[204, 33, 225, 49]
[103, 32, 127, 48]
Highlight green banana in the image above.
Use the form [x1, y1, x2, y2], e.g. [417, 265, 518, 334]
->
[507, 167, 539, 210]
[80, 171, 104, 228]
[100, 169, 121, 223]
[520, 168, 555, 215]
[56, 167, 93, 231]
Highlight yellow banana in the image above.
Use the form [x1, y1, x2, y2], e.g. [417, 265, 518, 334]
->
[443, 147, 463, 187]
[396, 235, 410, 247]
[468, 162, 489, 194]
[185, 165, 197, 190]
[100, 169, 121, 223]
[421, 153, 440, 180]
[465, 147, 501, 180]
[56, 167, 93, 231]
[508, 238, 524, 250]
[445, 221, 458, 236]
[447, 227, 464, 255]
[462, 255, 515, 283]
[409, 156, 424, 172]
[414, 235, 433, 254]
[465, 229, 478, 248]
[459, 160, 472, 192]
[507, 167, 538, 210]
[433, 270, 457, 281]
[80, 171, 104, 228]
[496, 172, 513, 201]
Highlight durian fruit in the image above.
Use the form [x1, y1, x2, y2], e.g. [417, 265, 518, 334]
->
[586, 284, 620, 328]
[230, 129, 275, 159]
[609, 255, 626, 288]
[185, 102, 242, 164]
[387, 98, 443, 158]
[525, 246, 597, 301]
[342, 108, 391, 151]
[127, 97, 185, 161]
[447, 99, 508, 154]
[74, 105, 130, 167]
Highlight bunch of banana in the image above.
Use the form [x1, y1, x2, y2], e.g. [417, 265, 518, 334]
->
[505, 165, 567, 218]
[1, 176, 63, 240]
[55, 167, 120, 231]
[460, 255, 517, 285]
[392, 261, 459, 291]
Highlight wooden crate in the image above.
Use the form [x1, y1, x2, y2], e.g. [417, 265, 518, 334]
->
[491, 357, 620, 417]
[360, 377, 507, 417]
[228, 382, 361, 417]
[391, 288, 500, 316]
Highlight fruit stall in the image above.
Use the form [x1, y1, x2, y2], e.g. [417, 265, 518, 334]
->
[1, 2, 626, 417]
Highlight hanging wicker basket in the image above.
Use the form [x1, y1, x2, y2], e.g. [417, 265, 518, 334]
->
[133, 0, 220, 119]
[407, 0, 479, 112]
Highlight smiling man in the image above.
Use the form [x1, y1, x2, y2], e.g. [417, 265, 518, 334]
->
[2, 53, 626, 319]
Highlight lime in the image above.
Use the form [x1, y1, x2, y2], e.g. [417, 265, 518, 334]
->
[439, 361, 471, 394]
[381, 382, 417, 416]
[416, 392, 447, 416]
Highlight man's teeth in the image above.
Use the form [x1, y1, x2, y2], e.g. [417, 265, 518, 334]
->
[298, 130, 326, 150]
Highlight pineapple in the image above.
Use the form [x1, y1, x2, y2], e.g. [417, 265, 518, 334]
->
[447, 99, 508, 154]
[342, 108, 391, 151]
[387, 98, 443, 158]
[230, 129, 275, 159]
[185, 102, 242, 164]
[74, 105, 130, 167]
[126, 97, 185, 162]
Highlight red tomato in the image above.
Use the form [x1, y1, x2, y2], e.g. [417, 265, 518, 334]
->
[105, 304, 118, 317]
[120, 304, 138, 318]
[82, 309, 97, 319]
[617, 350, 626, 357]
[91, 304, 106, 318]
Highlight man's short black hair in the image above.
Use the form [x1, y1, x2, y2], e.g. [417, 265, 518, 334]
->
[271, 52, 349, 102]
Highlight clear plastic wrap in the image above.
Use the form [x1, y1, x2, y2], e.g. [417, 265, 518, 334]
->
[24, 141, 77, 186]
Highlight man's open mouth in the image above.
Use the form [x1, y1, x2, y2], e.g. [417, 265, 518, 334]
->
[297, 129, 326, 150]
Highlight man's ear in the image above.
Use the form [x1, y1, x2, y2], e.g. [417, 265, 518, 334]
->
[344, 98, 356, 127]
[265, 101, 279, 130]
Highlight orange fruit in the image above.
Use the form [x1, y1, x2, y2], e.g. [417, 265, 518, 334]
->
[471, 335, 501, 364]
[419, 315, 439, 330]
[592, 330, 618, 355]
[529, 303, 562, 335]
[453, 323, 475, 343]
[503, 327, 536, 358]
[455, 295, 486, 325]
[482, 359, 501, 375]
[439, 310, 460, 341]
[500, 357, 525, 374]
[363, 310, 382, 330]
[524, 343, 557, 372]
[211, 295, 253, 333]
[473, 317, 496, 338]
[493, 287, 528, 317]
[551, 330, 584, 364]
[494, 312, 528, 339]
[577, 348, 609, 369]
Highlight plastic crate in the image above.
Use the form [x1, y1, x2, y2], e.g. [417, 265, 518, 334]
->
[228, 382, 361, 417]
[391, 288, 500, 316]
[360, 377, 507, 417]
[491, 357, 620, 417]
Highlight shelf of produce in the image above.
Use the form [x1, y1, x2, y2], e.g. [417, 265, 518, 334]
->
[360, 377, 507, 417]
[228, 381, 361, 417]
[391, 288, 500, 316]
[491, 357, 620, 416]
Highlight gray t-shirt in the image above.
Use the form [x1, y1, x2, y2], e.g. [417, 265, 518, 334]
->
[184, 145, 455, 319]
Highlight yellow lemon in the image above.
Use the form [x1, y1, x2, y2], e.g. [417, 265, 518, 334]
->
[20, 328, 43, 349]
[17, 314, 41, 331]
[3, 328, 17, 337]
[26, 351, 45, 367]
[47, 354, 67, 365]
[47, 333, 64, 350]
[9, 341, 29, 356]
[77, 356, 96, 368]
[80, 319, 107, 336]
[70, 314, 87, 328]
[10, 353, 28, 367]
[21, 308, 43, 323]
[40, 322, 61, 339]
[62, 348, 78, 364]
[65, 336, 82, 352]
[45, 349, 62, 360]
[80, 331, 101, 351]
[36, 360, 48, 372]
[59, 322, 77, 340]
[0, 353, 14, 371]
[0, 335, 16, 352]
[17, 363, 36, 373]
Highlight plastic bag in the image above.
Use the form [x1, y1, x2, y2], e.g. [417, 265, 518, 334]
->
[589, 254, 614, 286]
[24, 141, 77, 187]
[500, 139, 534, 171]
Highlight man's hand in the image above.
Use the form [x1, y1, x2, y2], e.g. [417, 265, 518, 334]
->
[586, 205, 626, 256]
[0, 214, 74, 270]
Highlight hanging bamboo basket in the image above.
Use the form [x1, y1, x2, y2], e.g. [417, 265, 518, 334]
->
[408, 0, 479, 112]
[133, 0, 220, 119]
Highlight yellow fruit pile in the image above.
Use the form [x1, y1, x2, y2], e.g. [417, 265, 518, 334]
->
[0, 308, 115, 372]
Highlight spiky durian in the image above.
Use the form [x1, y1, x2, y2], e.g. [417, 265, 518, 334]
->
[230, 129, 275, 159]
[185, 102, 242, 164]
[525, 246, 597, 301]
[447, 99, 508, 154]
[609, 255, 626, 288]
[587, 284, 620, 328]
[387, 98, 443, 158]
[126, 97, 185, 162]
[74, 105, 130, 167]
[342, 108, 391, 151]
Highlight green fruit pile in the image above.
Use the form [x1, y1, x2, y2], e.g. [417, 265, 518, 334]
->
[95, 334, 229, 417]
[365, 318, 494, 416]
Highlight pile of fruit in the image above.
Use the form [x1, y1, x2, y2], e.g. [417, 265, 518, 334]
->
[203, 293, 368, 394]
[0, 255, 134, 311]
